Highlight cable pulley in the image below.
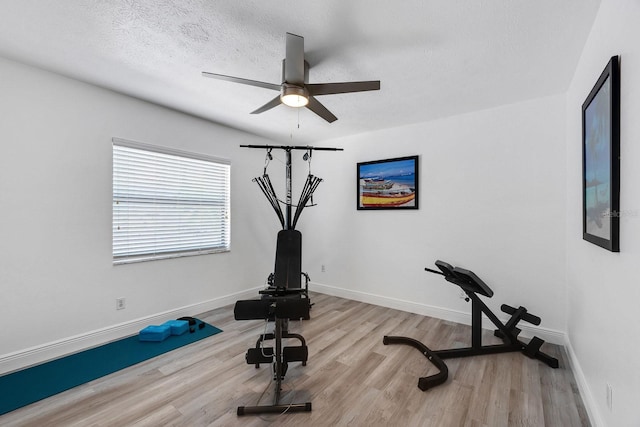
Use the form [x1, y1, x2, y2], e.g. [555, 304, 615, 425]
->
[242, 144, 342, 230]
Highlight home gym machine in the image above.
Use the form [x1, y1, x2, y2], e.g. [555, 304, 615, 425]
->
[233, 144, 342, 416]
[383, 260, 558, 391]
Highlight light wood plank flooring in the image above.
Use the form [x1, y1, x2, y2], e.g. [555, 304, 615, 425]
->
[0, 293, 590, 426]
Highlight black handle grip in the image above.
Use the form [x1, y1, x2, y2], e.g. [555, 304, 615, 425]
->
[424, 267, 445, 276]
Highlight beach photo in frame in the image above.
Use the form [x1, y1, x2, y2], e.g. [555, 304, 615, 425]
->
[357, 155, 419, 210]
[582, 55, 620, 252]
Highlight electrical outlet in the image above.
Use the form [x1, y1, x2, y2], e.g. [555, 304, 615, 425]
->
[606, 383, 613, 412]
[321, 264, 326, 273]
[116, 298, 126, 310]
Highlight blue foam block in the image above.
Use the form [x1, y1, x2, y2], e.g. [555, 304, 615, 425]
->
[138, 324, 171, 342]
[162, 320, 189, 336]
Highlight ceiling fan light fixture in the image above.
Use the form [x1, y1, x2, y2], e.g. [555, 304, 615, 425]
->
[202, 33, 379, 122]
[281, 85, 309, 107]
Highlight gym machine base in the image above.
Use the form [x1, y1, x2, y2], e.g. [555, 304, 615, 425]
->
[234, 292, 311, 415]
[384, 260, 559, 391]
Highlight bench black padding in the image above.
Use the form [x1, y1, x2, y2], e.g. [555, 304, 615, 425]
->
[274, 229, 302, 289]
[246, 347, 274, 364]
[234, 297, 310, 321]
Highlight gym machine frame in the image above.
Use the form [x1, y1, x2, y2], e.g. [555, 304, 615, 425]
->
[234, 295, 311, 415]
[234, 144, 342, 416]
[384, 260, 558, 391]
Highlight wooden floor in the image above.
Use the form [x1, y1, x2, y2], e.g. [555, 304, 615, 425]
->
[0, 293, 590, 427]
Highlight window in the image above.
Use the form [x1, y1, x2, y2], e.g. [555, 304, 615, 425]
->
[112, 138, 230, 264]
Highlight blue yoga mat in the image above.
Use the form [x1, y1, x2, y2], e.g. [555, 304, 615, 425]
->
[0, 320, 222, 415]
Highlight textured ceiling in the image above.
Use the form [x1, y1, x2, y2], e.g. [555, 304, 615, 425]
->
[0, 0, 600, 144]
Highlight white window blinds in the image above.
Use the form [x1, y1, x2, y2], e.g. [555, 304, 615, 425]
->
[112, 138, 230, 264]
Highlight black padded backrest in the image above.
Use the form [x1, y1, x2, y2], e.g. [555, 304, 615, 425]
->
[450, 267, 494, 298]
[273, 229, 302, 289]
[435, 260, 456, 278]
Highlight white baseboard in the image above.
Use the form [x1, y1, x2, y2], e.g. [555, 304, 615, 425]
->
[564, 337, 602, 427]
[0, 287, 261, 376]
[310, 281, 566, 345]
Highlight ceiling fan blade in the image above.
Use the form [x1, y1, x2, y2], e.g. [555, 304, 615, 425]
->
[306, 80, 380, 96]
[306, 96, 338, 123]
[202, 72, 281, 91]
[250, 95, 283, 114]
[284, 33, 305, 85]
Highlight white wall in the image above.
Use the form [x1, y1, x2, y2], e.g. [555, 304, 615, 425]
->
[301, 94, 568, 342]
[565, 1, 640, 426]
[0, 56, 276, 373]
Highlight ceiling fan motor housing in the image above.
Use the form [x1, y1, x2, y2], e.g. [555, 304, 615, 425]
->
[281, 58, 309, 85]
[280, 58, 310, 107]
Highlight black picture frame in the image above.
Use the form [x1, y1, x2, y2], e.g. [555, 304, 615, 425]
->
[357, 155, 419, 210]
[582, 55, 620, 252]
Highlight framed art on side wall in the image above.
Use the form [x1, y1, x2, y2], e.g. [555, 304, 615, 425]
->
[357, 155, 419, 210]
[582, 55, 620, 252]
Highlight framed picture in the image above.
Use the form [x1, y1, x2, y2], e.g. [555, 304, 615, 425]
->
[357, 155, 418, 210]
[582, 55, 620, 252]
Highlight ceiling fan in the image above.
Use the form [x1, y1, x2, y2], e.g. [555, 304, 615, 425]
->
[202, 33, 380, 123]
